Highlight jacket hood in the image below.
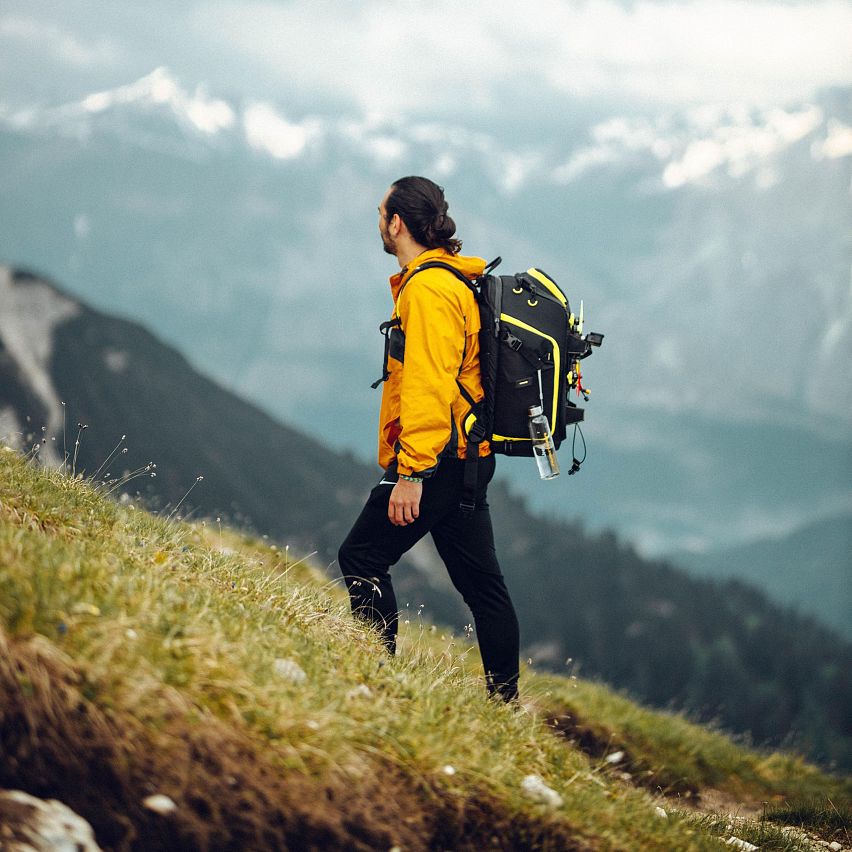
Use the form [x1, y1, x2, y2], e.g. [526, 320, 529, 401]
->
[389, 249, 486, 301]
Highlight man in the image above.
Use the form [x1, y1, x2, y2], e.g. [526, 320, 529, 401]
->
[338, 176, 520, 702]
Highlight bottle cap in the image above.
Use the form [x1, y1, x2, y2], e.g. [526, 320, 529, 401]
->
[529, 404, 543, 416]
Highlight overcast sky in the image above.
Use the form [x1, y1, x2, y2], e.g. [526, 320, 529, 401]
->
[2, 0, 850, 121]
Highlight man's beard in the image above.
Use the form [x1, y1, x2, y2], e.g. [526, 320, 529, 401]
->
[380, 225, 397, 256]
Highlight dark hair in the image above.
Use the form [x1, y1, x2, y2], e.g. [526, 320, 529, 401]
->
[385, 176, 462, 254]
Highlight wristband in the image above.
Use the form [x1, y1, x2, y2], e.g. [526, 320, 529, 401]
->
[400, 474, 423, 483]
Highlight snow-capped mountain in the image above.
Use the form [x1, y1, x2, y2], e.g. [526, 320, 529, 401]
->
[1, 69, 850, 555]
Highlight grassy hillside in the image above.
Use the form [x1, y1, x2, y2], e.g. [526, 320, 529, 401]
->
[0, 449, 848, 851]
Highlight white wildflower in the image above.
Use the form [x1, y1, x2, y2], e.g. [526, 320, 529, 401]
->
[604, 751, 624, 764]
[346, 684, 372, 699]
[125, 628, 138, 640]
[442, 765, 456, 776]
[655, 806, 668, 819]
[521, 774, 563, 807]
[273, 658, 307, 683]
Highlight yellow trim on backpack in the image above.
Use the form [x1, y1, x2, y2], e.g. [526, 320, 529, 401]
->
[500, 312, 560, 432]
[526, 268, 568, 308]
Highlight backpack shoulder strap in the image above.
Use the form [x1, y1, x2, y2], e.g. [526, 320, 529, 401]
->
[406, 260, 488, 517]
[406, 257, 501, 292]
[406, 260, 478, 294]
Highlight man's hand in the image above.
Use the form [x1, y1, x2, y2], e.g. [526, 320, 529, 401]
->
[388, 478, 422, 526]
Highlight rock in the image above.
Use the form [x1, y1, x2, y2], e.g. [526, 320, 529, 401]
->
[345, 684, 372, 699]
[655, 806, 668, 819]
[273, 658, 307, 683]
[142, 794, 177, 815]
[520, 774, 563, 808]
[0, 789, 101, 851]
[724, 837, 758, 851]
[604, 750, 625, 764]
[828, 842, 842, 851]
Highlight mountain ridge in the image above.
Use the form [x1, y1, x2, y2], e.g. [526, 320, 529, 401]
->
[672, 513, 852, 639]
[2, 265, 850, 771]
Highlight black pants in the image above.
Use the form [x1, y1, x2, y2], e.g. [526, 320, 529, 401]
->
[338, 454, 520, 701]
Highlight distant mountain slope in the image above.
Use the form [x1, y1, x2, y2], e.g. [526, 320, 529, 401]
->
[0, 266, 375, 561]
[1, 74, 850, 557]
[1, 266, 850, 770]
[672, 515, 852, 639]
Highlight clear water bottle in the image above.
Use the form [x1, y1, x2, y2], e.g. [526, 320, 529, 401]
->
[528, 405, 560, 480]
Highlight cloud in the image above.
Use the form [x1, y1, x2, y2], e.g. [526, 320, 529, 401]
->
[193, 0, 852, 115]
[4, 2, 849, 130]
[0, 16, 118, 67]
[811, 120, 852, 160]
[243, 102, 320, 159]
[541, 0, 852, 105]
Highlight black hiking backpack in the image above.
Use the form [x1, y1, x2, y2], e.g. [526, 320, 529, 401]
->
[378, 256, 604, 513]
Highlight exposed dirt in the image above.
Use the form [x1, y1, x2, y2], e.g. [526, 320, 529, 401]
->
[0, 629, 594, 851]
[541, 703, 852, 851]
[542, 708, 699, 798]
[674, 787, 765, 820]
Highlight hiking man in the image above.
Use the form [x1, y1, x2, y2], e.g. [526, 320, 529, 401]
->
[338, 176, 520, 702]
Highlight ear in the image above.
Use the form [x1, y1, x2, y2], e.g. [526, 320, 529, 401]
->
[389, 212, 403, 236]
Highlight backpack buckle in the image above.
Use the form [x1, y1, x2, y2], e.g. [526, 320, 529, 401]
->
[504, 331, 523, 351]
[459, 497, 476, 516]
[467, 421, 487, 443]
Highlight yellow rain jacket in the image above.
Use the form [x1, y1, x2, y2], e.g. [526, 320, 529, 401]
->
[378, 248, 491, 477]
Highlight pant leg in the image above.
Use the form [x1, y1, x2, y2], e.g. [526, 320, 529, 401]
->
[430, 459, 520, 701]
[338, 465, 460, 654]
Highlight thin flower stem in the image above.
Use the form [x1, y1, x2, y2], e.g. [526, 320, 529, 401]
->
[167, 476, 204, 521]
[103, 462, 155, 495]
[61, 401, 67, 471]
[71, 423, 87, 478]
[92, 434, 127, 481]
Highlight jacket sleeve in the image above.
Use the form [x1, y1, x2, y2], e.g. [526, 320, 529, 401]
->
[395, 273, 465, 477]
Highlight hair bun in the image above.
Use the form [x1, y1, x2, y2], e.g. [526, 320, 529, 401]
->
[386, 175, 463, 254]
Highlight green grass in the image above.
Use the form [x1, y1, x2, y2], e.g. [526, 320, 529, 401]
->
[765, 796, 850, 844]
[525, 672, 849, 805]
[0, 447, 848, 851]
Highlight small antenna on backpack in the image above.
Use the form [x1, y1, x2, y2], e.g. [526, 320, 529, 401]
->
[483, 257, 502, 276]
